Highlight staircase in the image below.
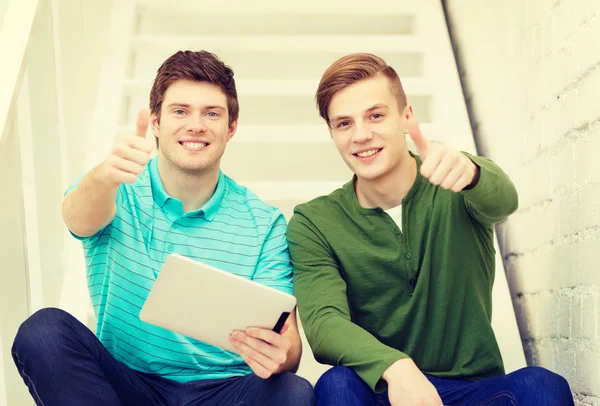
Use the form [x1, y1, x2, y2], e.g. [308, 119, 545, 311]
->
[1, 0, 526, 400]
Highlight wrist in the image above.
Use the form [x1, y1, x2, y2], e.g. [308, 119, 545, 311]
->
[464, 159, 480, 190]
[382, 358, 414, 382]
[93, 162, 120, 189]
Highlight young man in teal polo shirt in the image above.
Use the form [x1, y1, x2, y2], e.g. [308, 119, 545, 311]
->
[287, 53, 573, 405]
[12, 50, 314, 406]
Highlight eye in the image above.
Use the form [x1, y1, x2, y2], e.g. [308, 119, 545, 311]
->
[336, 121, 351, 128]
[370, 113, 384, 120]
[174, 109, 186, 115]
[206, 111, 219, 117]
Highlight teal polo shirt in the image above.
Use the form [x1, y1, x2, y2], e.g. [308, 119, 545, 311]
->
[65, 156, 293, 382]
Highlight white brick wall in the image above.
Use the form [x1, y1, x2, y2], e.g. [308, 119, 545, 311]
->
[445, 0, 600, 403]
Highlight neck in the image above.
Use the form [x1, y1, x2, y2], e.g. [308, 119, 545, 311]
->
[355, 152, 417, 210]
[157, 153, 219, 214]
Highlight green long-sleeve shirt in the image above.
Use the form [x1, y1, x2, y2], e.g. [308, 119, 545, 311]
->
[287, 153, 518, 392]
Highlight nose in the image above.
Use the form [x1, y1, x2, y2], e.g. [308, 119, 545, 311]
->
[185, 113, 207, 134]
[351, 122, 373, 144]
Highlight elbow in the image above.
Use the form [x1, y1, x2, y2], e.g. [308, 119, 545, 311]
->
[61, 195, 75, 232]
[506, 184, 519, 216]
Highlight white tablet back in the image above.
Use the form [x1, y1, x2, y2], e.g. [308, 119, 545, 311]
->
[139, 254, 296, 353]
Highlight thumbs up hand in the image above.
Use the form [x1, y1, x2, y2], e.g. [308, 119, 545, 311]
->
[407, 117, 479, 192]
[97, 108, 155, 188]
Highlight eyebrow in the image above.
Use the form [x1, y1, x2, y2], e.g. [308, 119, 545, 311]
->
[165, 103, 226, 111]
[330, 103, 389, 123]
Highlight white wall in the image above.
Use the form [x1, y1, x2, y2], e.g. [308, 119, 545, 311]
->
[0, 114, 35, 406]
[0, 1, 8, 31]
[445, 0, 600, 404]
[53, 0, 114, 322]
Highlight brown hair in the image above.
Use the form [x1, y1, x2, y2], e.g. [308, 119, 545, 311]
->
[149, 50, 239, 141]
[316, 53, 407, 126]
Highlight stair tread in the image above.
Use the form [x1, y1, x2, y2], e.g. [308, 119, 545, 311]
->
[136, 0, 419, 14]
[131, 34, 422, 53]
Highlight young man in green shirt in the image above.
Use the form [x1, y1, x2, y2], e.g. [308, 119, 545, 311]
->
[287, 53, 573, 405]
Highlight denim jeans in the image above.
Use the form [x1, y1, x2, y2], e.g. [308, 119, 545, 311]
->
[11, 308, 315, 406]
[314, 365, 574, 406]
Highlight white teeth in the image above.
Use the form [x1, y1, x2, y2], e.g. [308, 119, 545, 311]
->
[182, 142, 207, 149]
[356, 149, 380, 157]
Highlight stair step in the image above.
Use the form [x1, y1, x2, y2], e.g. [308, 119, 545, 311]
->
[136, 0, 418, 15]
[221, 140, 352, 182]
[121, 78, 433, 126]
[239, 181, 346, 202]
[135, 9, 416, 37]
[130, 34, 422, 54]
[124, 77, 433, 96]
[130, 48, 424, 80]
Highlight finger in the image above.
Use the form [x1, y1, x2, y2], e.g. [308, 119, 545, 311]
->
[126, 135, 155, 154]
[429, 151, 460, 186]
[439, 163, 463, 190]
[109, 155, 145, 176]
[113, 143, 151, 165]
[450, 172, 473, 193]
[106, 166, 137, 184]
[419, 144, 444, 179]
[246, 327, 290, 352]
[239, 352, 273, 379]
[229, 335, 280, 372]
[136, 108, 150, 138]
[279, 319, 290, 335]
[236, 330, 287, 364]
[407, 118, 428, 156]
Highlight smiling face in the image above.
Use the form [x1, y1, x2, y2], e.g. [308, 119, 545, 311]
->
[327, 74, 412, 182]
[150, 79, 237, 175]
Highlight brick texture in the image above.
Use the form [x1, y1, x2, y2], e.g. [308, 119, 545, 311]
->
[445, 0, 600, 403]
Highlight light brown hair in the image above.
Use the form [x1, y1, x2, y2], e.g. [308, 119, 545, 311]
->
[316, 53, 407, 126]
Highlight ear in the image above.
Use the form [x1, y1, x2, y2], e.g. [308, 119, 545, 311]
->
[150, 111, 160, 139]
[402, 103, 414, 122]
[227, 119, 238, 141]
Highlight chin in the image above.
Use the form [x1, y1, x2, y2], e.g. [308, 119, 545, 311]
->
[349, 163, 385, 180]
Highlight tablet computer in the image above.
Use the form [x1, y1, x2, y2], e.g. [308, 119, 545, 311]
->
[139, 253, 297, 353]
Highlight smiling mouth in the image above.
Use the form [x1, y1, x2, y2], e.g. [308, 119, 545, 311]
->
[353, 148, 382, 158]
[179, 141, 209, 151]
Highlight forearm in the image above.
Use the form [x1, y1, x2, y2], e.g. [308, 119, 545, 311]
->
[62, 165, 119, 237]
[304, 312, 407, 391]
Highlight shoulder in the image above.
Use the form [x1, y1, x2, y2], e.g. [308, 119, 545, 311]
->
[293, 185, 346, 220]
[220, 174, 282, 226]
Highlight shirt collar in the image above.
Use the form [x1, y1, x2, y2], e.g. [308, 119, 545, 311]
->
[199, 170, 225, 221]
[149, 156, 169, 208]
[343, 152, 423, 214]
[149, 156, 226, 221]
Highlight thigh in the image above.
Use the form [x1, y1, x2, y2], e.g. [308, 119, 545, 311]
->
[12, 308, 175, 406]
[181, 372, 315, 406]
[428, 367, 574, 406]
[314, 366, 381, 406]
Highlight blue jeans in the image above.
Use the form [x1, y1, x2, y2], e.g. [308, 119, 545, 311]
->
[11, 308, 315, 406]
[314, 365, 573, 406]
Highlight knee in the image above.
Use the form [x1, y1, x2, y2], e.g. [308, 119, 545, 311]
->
[315, 366, 362, 394]
[524, 366, 570, 391]
[514, 366, 573, 404]
[272, 372, 315, 405]
[12, 308, 74, 354]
